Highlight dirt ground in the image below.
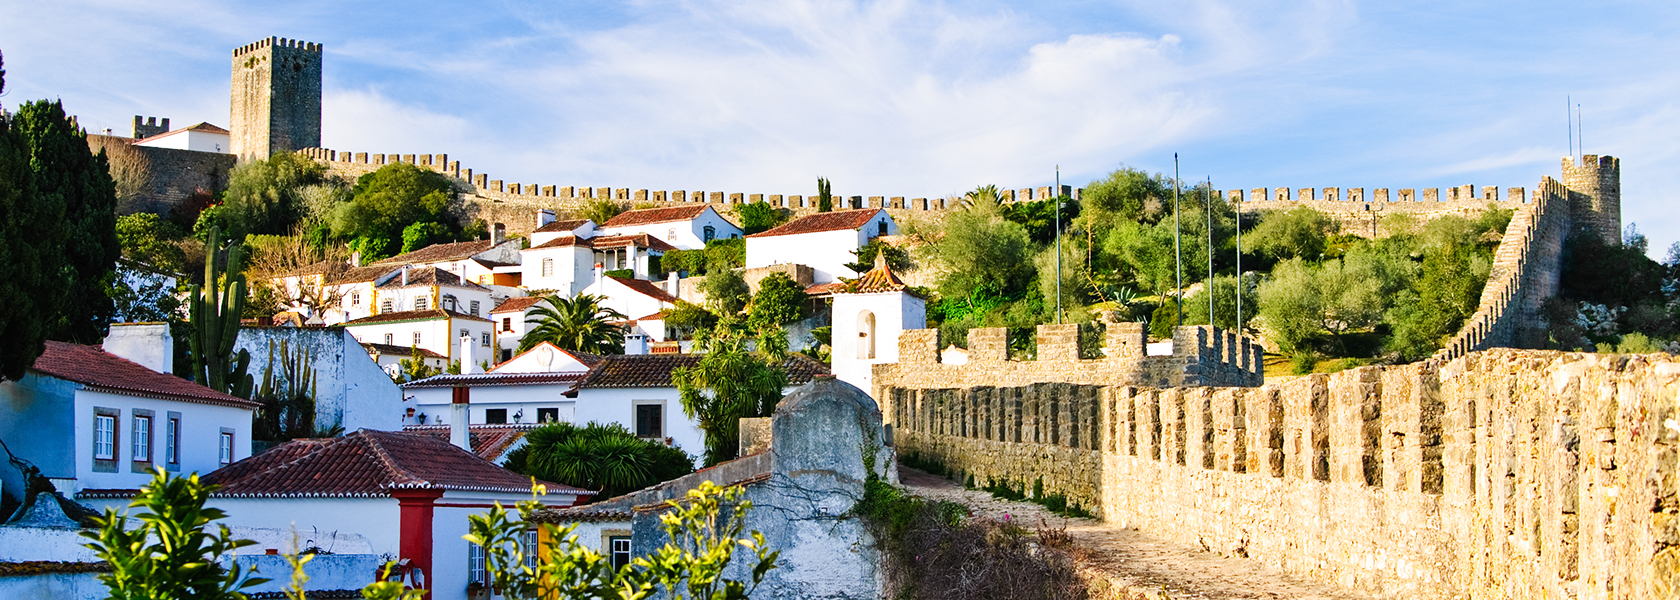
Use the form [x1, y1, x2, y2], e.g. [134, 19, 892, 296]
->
[898, 465, 1372, 600]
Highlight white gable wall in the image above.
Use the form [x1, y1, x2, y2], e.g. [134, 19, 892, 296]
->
[831, 291, 926, 394]
[599, 207, 742, 251]
[347, 317, 493, 365]
[491, 343, 595, 374]
[520, 245, 594, 296]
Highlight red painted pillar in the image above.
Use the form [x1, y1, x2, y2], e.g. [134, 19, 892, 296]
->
[395, 489, 445, 598]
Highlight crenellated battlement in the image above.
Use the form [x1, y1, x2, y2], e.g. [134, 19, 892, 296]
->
[232, 37, 323, 57]
[881, 321, 1262, 393]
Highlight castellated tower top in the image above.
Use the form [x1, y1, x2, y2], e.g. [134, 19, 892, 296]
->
[1560, 155, 1621, 245]
[230, 37, 322, 160]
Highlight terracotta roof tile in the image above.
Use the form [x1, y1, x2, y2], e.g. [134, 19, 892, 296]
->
[401, 372, 587, 388]
[343, 309, 492, 325]
[490, 296, 544, 314]
[201, 429, 588, 498]
[571, 353, 828, 389]
[31, 341, 259, 409]
[609, 276, 678, 304]
[371, 240, 496, 266]
[376, 266, 489, 291]
[361, 343, 446, 359]
[850, 262, 913, 294]
[327, 265, 398, 284]
[402, 424, 540, 462]
[600, 205, 710, 228]
[533, 219, 591, 233]
[527, 233, 676, 253]
[745, 208, 882, 238]
[804, 282, 847, 296]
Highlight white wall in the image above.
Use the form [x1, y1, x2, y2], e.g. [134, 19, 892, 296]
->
[235, 328, 404, 433]
[211, 498, 402, 557]
[491, 343, 594, 374]
[519, 245, 593, 297]
[573, 387, 701, 463]
[599, 206, 742, 251]
[134, 130, 229, 153]
[71, 389, 253, 493]
[409, 384, 577, 427]
[831, 291, 925, 394]
[745, 212, 895, 285]
[580, 277, 671, 321]
[431, 491, 574, 600]
[348, 317, 493, 365]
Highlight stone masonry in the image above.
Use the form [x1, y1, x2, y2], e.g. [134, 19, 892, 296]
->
[230, 37, 322, 160]
[877, 347, 1680, 600]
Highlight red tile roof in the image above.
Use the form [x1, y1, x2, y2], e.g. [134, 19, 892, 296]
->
[371, 240, 497, 266]
[609, 276, 678, 304]
[361, 343, 446, 359]
[571, 353, 828, 389]
[201, 430, 588, 498]
[527, 233, 676, 253]
[490, 296, 545, 314]
[401, 372, 587, 388]
[343, 309, 492, 325]
[804, 282, 847, 296]
[132, 122, 230, 144]
[745, 208, 882, 238]
[600, 205, 710, 228]
[376, 266, 489, 291]
[32, 341, 259, 409]
[533, 219, 591, 233]
[402, 424, 540, 463]
[851, 262, 915, 294]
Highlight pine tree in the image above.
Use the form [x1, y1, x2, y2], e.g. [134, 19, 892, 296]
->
[14, 100, 120, 344]
[816, 177, 833, 213]
[0, 83, 71, 380]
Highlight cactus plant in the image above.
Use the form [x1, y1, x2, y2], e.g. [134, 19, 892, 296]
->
[255, 339, 318, 441]
[187, 226, 253, 399]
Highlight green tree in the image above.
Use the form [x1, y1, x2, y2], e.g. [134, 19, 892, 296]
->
[115, 213, 188, 273]
[110, 263, 184, 324]
[1245, 207, 1338, 261]
[502, 422, 695, 500]
[843, 239, 913, 275]
[924, 186, 1034, 300]
[661, 248, 708, 275]
[1101, 220, 1177, 296]
[700, 267, 750, 316]
[704, 238, 745, 270]
[466, 480, 778, 600]
[734, 200, 785, 235]
[1080, 167, 1172, 235]
[396, 345, 440, 383]
[82, 470, 268, 600]
[0, 93, 67, 380]
[581, 197, 625, 225]
[748, 272, 808, 328]
[999, 195, 1077, 244]
[211, 151, 328, 240]
[1182, 275, 1259, 331]
[400, 221, 453, 254]
[1386, 243, 1490, 360]
[673, 318, 788, 465]
[328, 163, 463, 262]
[662, 301, 717, 340]
[16, 100, 120, 345]
[520, 294, 628, 354]
[816, 177, 833, 213]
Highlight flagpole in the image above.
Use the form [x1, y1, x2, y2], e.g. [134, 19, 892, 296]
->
[1055, 165, 1063, 325]
[1174, 154, 1182, 328]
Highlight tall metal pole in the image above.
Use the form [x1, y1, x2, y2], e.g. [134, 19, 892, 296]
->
[1234, 191, 1242, 332]
[1206, 177, 1213, 327]
[1174, 154, 1182, 327]
[1055, 165, 1063, 324]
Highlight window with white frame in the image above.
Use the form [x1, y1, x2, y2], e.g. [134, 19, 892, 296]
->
[468, 542, 487, 585]
[218, 431, 234, 464]
[413, 332, 422, 345]
[351, 291, 361, 306]
[166, 416, 181, 465]
[384, 333, 394, 345]
[610, 536, 632, 570]
[470, 300, 480, 315]
[381, 298, 393, 313]
[132, 415, 152, 462]
[94, 414, 116, 460]
[524, 529, 539, 568]
[481, 332, 491, 347]
[442, 295, 456, 311]
[541, 257, 554, 277]
[414, 296, 429, 310]
[667, 227, 676, 241]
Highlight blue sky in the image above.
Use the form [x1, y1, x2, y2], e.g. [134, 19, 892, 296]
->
[4, 0, 1677, 253]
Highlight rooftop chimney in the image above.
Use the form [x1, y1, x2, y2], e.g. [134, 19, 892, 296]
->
[449, 387, 470, 451]
[401, 265, 410, 286]
[460, 335, 478, 374]
[492, 223, 506, 246]
[103, 323, 173, 373]
[593, 263, 604, 287]
[666, 271, 680, 296]
[536, 209, 555, 228]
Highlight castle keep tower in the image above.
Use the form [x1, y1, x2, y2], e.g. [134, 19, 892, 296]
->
[1561, 154, 1622, 244]
[230, 37, 322, 160]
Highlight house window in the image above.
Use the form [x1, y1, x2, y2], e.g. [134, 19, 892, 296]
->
[94, 414, 116, 461]
[468, 543, 487, 585]
[414, 296, 429, 310]
[218, 430, 234, 465]
[537, 408, 559, 423]
[524, 529, 539, 569]
[667, 227, 676, 241]
[502, 317, 512, 332]
[541, 257, 554, 277]
[703, 226, 715, 242]
[610, 536, 632, 570]
[470, 300, 480, 315]
[413, 332, 422, 346]
[485, 409, 507, 424]
[460, 328, 470, 342]
[166, 415, 181, 466]
[635, 404, 663, 439]
[132, 415, 152, 463]
[878, 220, 888, 237]
[384, 333, 395, 345]
[481, 332, 491, 347]
[381, 298, 393, 313]
[351, 291, 361, 307]
[442, 295, 457, 311]
[500, 348, 514, 362]
[858, 310, 876, 360]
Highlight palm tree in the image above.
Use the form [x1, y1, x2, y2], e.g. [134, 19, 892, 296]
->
[518, 294, 628, 354]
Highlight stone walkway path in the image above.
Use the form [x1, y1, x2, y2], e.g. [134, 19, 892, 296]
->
[898, 466, 1372, 600]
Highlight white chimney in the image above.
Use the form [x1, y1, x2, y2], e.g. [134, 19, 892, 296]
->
[536, 209, 555, 228]
[449, 387, 470, 451]
[666, 271, 679, 296]
[401, 265, 410, 286]
[593, 263, 604, 286]
[103, 323, 173, 373]
[460, 335, 478, 374]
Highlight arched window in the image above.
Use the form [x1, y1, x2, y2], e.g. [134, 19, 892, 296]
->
[703, 226, 716, 242]
[668, 228, 677, 241]
[857, 311, 876, 360]
[541, 257, 554, 277]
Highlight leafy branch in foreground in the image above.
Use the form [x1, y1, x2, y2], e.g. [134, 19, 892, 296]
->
[81, 469, 268, 600]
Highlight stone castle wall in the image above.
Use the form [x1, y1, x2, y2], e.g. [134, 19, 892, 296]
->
[878, 347, 1680, 600]
[231, 37, 322, 159]
[88, 134, 235, 215]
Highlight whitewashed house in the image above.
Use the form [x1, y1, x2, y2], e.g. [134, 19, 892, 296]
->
[489, 296, 546, 364]
[597, 205, 741, 251]
[131, 122, 231, 153]
[0, 325, 257, 500]
[369, 235, 523, 288]
[744, 208, 898, 284]
[233, 327, 405, 433]
[529, 211, 596, 246]
[362, 342, 448, 375]
[578, 272, 679, 326]
[342, 308, 494, 371]
[828, 260, 926, 393]
[402, 342, 599, 428]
